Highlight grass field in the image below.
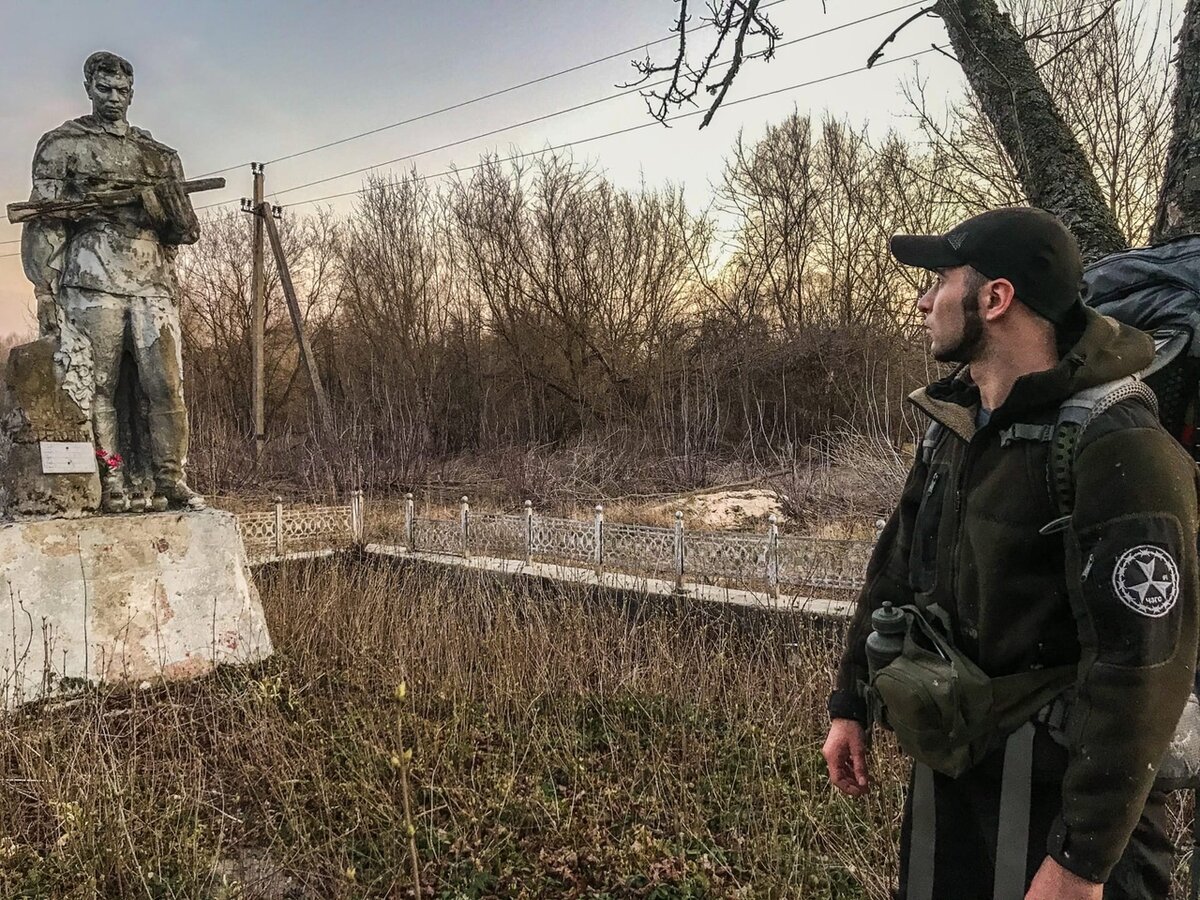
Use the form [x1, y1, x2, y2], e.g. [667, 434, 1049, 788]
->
[0, 558, 1191, 898]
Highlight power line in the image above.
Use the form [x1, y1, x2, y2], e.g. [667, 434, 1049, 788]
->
[193, 1, 928, 213]
[222, 0, 1107, 213]
[282, 47, 940, 210]
[194, 197, 240, 212]
[11, 0, 1105, 223]
[262, 0, 802, 166]
[272, 0, 932, 199]
[10, 0, 1110, 227]
[273, 83, 652, 198]
[190, 0, 801, 180]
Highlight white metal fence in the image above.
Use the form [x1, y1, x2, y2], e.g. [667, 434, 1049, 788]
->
[238, 492, 364, 562]
[236, 492, 874, 596]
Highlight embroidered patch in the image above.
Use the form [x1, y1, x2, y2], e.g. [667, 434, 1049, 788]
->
[1111, 545, 1180, 617]
[947, 231, 967, 251]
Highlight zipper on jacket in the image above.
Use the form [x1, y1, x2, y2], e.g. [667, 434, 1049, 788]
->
[955, 444, 974, 514]
[926, 471, 942, 498]
[951, 430, 982, 601]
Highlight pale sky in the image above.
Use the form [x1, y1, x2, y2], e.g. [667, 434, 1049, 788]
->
[0, 0, 1072, 335]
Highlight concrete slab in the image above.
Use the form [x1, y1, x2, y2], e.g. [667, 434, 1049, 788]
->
[362, 543, 854, 619]
[0, 509, 273, 706]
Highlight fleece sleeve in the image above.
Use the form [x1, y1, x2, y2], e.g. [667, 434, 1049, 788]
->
[1047, 417, 1200, 883]
[828, 449, 930, 724]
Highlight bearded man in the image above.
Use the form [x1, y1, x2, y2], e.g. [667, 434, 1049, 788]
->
[823, 208, 1200, 899]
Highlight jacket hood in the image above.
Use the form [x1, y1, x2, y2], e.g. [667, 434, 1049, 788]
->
[1048, 305, 1156, 395]
[910, 306, 1155, 439]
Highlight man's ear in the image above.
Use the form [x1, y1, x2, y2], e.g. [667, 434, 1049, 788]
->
[981, 277, 1016, 322]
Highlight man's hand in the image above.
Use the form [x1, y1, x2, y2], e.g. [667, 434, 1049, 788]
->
[823, 717, 870, 795]
[1025, 857, 1102, 900]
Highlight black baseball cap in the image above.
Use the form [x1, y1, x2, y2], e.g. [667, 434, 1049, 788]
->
[890, 207, 1083, 323]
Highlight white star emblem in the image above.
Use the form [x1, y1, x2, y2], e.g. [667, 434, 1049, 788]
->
[1112, 545, 1179, 617]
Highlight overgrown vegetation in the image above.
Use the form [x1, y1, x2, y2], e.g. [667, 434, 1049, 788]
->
[0, 562, 1194, 898]
[175, 0, 1174, 504]
[0, 560, 914, 898]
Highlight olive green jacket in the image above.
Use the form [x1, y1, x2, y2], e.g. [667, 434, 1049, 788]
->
[830, 308, 1200, 883]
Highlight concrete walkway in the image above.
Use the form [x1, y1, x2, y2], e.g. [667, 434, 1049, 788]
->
[248, 543, 855, 619]
[364, 543, 855, 618]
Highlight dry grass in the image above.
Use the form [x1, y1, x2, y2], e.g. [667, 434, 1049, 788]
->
[0, 559, 1190, 897]
[0, 559, 909, 898]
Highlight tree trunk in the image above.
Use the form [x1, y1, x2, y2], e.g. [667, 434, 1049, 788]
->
[934, 0, 1128, 261]
[1153, 0, 1200, 243]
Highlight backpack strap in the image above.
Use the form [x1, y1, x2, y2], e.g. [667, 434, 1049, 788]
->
[906, 763, 936, 900]
[998, 423, 1053, 447]
[920, 421, 946, 466]
[1048, 376, 1159, 518]
[994, 723, 1037, 900]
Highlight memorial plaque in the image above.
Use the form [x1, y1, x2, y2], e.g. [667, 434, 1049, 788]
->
[40, 442, 96, 475]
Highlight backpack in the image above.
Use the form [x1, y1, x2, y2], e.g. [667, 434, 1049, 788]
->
[1053, 234, 1200, 790]
[1078, 234, 1200, 463]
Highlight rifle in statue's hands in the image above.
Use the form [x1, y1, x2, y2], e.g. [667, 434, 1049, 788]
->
[5, 177, 226, 225]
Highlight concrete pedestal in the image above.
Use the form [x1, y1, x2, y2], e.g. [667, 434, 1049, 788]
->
[0, 509, 272, 707]
[1, 336, 101, 517]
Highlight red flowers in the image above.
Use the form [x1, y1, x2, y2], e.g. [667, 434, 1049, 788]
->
[95, 448, 123, 473]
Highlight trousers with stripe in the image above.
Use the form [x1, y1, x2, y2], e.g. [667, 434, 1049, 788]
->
[895, 723, 1173, 900]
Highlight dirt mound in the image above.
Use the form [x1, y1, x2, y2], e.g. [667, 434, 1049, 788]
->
[649, 488, 786, 531]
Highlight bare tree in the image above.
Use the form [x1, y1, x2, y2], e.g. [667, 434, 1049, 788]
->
[718, 111, 820, 333]
[450, 152, 703, 436]
[336, 172, 456, 456]
[647, 0, 1200, 256]
[177, 206, 341, 490]
[176, 137, 946, 493]
[928, 0, 1133, 258]
[907, 0, 1174, 245]
[719, 113, 962, 333]
[1155, 0, 1200, 240]
[629, 0, 782, 127]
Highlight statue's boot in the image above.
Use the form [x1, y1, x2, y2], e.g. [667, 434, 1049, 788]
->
[101, 472, 128, 513]
[149, 409, 206, 511]
[156, 480, 205, 511]
[93, 397, 127, 513]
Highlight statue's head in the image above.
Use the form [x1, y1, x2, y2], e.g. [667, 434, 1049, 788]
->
[83, 51, 134, 123]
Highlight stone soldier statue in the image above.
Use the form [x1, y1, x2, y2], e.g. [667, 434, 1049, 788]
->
[20, 51, 205, 511]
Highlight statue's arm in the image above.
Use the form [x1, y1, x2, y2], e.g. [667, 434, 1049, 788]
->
[22, 140, 70, 333]
[22, 183, 68, 295]
[157, 152, 201, 246]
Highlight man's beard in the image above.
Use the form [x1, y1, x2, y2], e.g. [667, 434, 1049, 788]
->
[932, 289, 985, 363]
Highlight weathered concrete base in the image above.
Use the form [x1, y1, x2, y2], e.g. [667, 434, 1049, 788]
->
[1, 336, 101, 517]
[0, 509, 272, 707]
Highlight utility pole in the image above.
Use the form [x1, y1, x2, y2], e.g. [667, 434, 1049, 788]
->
[261, 203, 333, 431]
[242, 177, 331, 441]
[249, 162, 265, 459]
